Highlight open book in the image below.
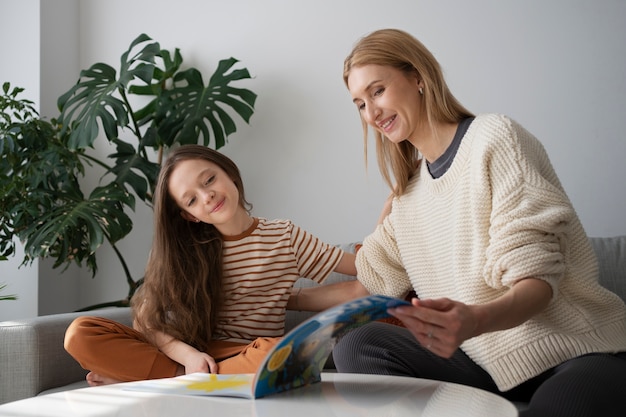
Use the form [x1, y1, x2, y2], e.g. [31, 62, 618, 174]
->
[124, 294, 409, 399]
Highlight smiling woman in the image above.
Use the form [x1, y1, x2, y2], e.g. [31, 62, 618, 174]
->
[332, 28, 626, 417]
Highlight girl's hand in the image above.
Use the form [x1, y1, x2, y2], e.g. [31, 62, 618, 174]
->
[148, 329, 219, 374]
[181, 350, 218, 374]
[388, 297, 479, 358]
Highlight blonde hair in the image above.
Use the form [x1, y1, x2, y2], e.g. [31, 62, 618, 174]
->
[344, 28, 473, 195]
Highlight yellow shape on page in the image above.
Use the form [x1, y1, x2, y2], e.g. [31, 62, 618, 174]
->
[267, 343, 293, 372]
[185, 374, 250, 393]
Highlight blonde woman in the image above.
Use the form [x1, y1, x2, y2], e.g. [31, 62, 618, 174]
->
[332, 28, 626, 417]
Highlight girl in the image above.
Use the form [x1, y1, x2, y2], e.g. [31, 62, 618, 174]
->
[64, 145, 359, 386]
[332, 28, 626, 417]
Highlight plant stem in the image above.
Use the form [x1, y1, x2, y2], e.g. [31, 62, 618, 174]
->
[75, 241, 143, 312]
[80, 152, 113, 171]
[109, 241, 141, 299]
[119, 88, 143, 146]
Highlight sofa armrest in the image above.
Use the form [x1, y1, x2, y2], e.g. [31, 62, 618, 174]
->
[0, 307, 131, 405]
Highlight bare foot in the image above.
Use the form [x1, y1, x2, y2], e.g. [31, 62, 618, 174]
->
[86, 371, 122, 387]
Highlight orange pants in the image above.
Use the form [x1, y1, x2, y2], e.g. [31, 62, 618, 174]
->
[64, 316, 280, 382]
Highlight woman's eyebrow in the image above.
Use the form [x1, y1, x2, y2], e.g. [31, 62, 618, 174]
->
[352, 79, 382, 103]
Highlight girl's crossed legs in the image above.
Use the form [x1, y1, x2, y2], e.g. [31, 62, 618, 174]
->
[64, 316, 279, 386]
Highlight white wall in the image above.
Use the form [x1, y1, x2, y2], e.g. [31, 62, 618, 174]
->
[2, 0, 625, 316]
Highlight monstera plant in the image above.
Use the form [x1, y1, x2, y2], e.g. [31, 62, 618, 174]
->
[0, 34, 256, 309]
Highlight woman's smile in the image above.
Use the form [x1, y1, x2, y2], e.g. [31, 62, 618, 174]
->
[379, 115, 397, 132]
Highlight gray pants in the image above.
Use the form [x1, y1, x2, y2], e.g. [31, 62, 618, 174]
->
[333, 322, 626, 417]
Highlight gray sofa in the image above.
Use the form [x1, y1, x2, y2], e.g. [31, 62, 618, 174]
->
[1, 238, 625, 406]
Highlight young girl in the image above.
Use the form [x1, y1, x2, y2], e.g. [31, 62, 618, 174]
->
[64, 144, 359, 386]
[331, 28, 626, 417]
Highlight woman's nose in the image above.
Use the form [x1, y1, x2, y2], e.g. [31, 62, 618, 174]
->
[365, 104, 380, 123]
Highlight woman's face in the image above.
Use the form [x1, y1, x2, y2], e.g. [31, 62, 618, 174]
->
[168, 158, 243, 232]
[347, 64, 424, 145]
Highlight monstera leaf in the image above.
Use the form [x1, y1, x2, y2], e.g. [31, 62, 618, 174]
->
[155, 58, 257, 148]
[18, 184, 134, 275]
[57, 34, 160, 150]
[108, 138, 160, 204]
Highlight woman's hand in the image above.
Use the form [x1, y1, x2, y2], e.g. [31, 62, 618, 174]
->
[388, 277, 552, 358]
[389, 297, 478, 358]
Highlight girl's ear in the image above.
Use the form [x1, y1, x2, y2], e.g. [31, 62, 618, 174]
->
[180, 211, 197, 222]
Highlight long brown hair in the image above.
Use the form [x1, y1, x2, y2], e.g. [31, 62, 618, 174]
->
[132, 145, 252, 351]
[344, 28, 474, 195]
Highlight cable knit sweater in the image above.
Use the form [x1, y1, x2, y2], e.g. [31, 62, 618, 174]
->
[356, 113, 626, 391]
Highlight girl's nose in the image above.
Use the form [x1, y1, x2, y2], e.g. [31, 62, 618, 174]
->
[202, 189, 215, 203]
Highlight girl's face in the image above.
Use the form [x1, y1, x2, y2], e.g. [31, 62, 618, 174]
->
[168, 158, 246, 234]
[347, 64, 424, 145]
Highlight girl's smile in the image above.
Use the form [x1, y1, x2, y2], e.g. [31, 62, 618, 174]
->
[211, 199, 225, 213]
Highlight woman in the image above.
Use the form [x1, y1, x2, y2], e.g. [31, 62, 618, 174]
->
[332, 28, 626, 417]
[64, 145, 359, 386]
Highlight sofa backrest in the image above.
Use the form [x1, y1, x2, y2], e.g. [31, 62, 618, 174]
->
[589, 236, 626, 302]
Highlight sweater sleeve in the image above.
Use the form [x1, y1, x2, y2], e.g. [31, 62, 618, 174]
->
[356, 217, 413, 298]
[481, 115, 575, 296]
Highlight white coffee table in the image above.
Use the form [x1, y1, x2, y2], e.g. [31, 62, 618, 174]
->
[0, 373, 518, 416]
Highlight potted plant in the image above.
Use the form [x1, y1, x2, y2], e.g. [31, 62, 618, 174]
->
[0, 34, 256, 310]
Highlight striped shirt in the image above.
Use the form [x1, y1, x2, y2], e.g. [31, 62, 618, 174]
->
[215, 217, 343, 343]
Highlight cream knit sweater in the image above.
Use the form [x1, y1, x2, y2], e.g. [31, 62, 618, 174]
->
[356, 113, 626, 391]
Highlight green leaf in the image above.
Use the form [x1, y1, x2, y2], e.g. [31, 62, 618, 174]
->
[18, 184, 133, 275]
[57, 34, 160, 149]
[0, 283, 17, 301]
[107, 138, 159, 203]
[155, 58, 256, 149]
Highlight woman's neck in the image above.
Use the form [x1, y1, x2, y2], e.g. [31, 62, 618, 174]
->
[410, 121, 458, 163]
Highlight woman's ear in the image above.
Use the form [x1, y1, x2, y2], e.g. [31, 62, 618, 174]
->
[180, 211, 198, 223]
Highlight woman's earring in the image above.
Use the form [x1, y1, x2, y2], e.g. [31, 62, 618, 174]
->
[419, 87, 424, 95]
